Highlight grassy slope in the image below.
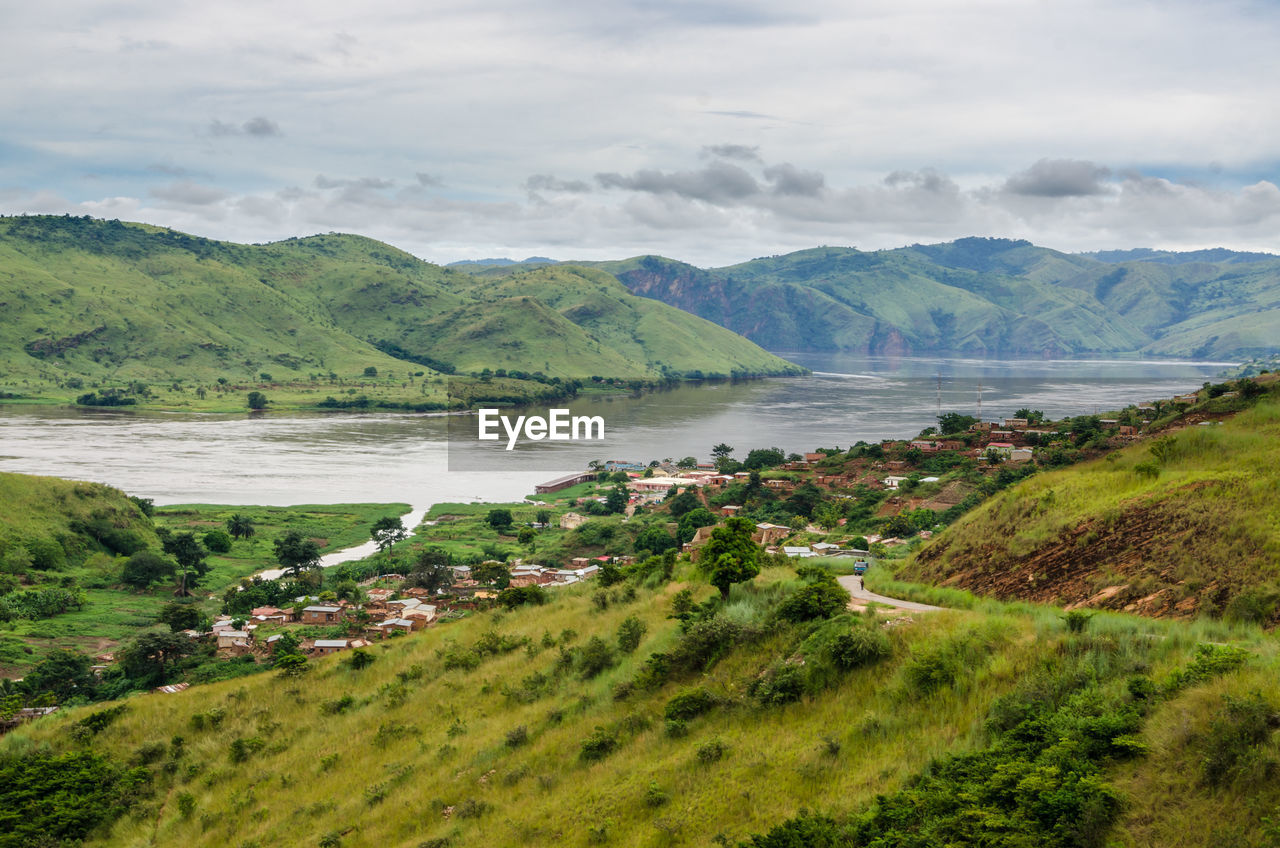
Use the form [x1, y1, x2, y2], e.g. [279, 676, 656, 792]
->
[901, 394, 1280, 622]
[6, 568, 1280, 847]
[553, 238, 1280, 359]
[0, 472, 409, 673]
[0, 217, 800, 402]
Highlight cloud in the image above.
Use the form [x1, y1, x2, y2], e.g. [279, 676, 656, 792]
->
[524, 174, 591, 193]
[763, 163, 824, 196]
[416, 172, 445, 187]
[207, 117, 281, 138]
[148, 181, 227, 206]
[314, 175, 394, 190]
[702, 110, 779, 121]
[596, 160, 761, 203]
[703, 143, 762, 162]
[1005, 158, 1113, 197]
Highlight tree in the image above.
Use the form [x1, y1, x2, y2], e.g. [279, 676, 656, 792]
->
[937, 412, 979, 435]
[666, 488, 701, 518]
[677, 508, 716, 543]
[617, 615, 647, 654]
[161, 532, 208, 596]
[486, 509, 514, 533]
[273, 530, 321, 578]
[676, 456, 698, 469]
[517, 526, 536, 545]
[635, 524, 678, 556]
[472, 560, 511, 588]
[605, 485, 629, 514]
[407, 548, 453, 594]
[118, 631, 193, 687]
[19, 650, 96, 702]
[535, 509, 551, 526]
[158, 602, 206, 633]
[743, 447, 786, 470]
[246, 391, 268, 410]
[711, 443, 735, 472]
[700, 517, 761, 600]
[226, 513, 256, 541]
[120, 550, 174, 590]
[202, 529, 232, 553]
[1014, 408, 1045, 424]
[371, 516, 408, 555]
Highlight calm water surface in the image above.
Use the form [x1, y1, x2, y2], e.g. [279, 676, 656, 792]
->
[0, 355, 1231, 510]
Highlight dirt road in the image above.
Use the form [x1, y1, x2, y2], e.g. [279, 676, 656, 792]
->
[837, 573, 944, 613]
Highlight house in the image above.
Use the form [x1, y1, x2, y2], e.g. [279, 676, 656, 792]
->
[632, 476, 699, 493]
[1174, 393, 1199, 404]
[782, 546, 816, 558]
[970, 421, 994, 432]
[312, 639, 350, 656]
[375, 618, 416, 635]
[909, 440, 940, 452]
[719, 504, 742, 516]
[451, 565, 473, 581]
[559, 512, 587, 530]
[753, 523, 790, 546]
[804, 452, 826, 463]
[366, 588, 396, 603]
[883, 476, 908, 489]
[534, 471, 597, 494]
[301, 605, 343, 625]
[404, 607, 437, 627]
[154, 682, 191, 695]
[811, 542, 841, 554]
[1008, 448, 1034, 463]
[250, 606, 284, 619]
[1119, 425, 1139, 436]
[216, 630, 251, 649]
[763, 478, 796, 490]
[1003, 418, 1029, 429]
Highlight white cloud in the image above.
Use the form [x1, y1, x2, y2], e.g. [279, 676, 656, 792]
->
[1, 1, 1279, 264]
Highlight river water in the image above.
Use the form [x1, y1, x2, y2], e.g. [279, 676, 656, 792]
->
[0, 354, 1231, 511]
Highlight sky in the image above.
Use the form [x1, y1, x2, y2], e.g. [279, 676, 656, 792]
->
[3, 0, 1280, 266]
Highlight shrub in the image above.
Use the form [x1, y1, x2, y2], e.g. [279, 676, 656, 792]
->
[497, 585, 547, 609]
[202, 529, 233, 553]
[827, 628, 891, 670]
[750, 663, 808, 706]
[321, 695, 356, 715]
[616, 615, 647, 654]
[1201, 692, 1279, 787]
[345, 649, 376, 670]
[664, 718, 688, 738]
[505, 725, 529, 748]
[644, 782, 669, 807]
[1062, 609, 1093, 633]
[580, 727, 618, 761]
[577, 636, 618, 679]
[695, 738, 727, 763]
[775, 580, 852, 623]
[666, 614, 742, 675]
[664, 688, 718, 722]
[228, 736, 265, 763]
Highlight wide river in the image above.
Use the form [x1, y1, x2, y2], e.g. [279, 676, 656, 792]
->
[0, 354, 1232, 510]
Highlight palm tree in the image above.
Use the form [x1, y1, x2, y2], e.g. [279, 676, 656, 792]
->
[226, 513, 256, 541]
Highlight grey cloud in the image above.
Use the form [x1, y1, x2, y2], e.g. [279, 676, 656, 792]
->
[525, 174, 592, 193]
[884, 169, 959, 194]
[208, 117, 281, 138]
[416, 172, 445, 188]
[314, 175, 394, 190]
[595, 160, 760, 203]
[763, 163, 825, 196]
[703, 110, 778, 120]
[148, 181, 226, 206]
[1005, 158, 1112, 197]
[703, 144, 761, 162]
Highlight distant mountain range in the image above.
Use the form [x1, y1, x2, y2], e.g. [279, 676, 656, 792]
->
[467, 238, 1280, 360]
[446, 257, 556, 267]
[0, 216, 801, 385]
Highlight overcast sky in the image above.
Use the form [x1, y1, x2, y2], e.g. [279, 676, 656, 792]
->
[3, 0, 1280, 266]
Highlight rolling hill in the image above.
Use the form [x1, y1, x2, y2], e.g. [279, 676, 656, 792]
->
[0, 216, 802, 396]
[480, 238, 1280, 359]
[899, 385, 1280, 623]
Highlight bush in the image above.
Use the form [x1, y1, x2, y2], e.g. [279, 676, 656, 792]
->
[750, 663, 808, 706]
[828, 628, 891, 670]
[580, 727, 619, 761]
[577, 636, 618, 679]
[643, 782, 669, 807]
[497, 585, 547, 609]
[505, 725, 529, 748]
[695, 738, 727, 763]
[1201, 692, 1279, 787]
[664, 688, 719, 722]
[1062, 609, 1093, 633]
[775, 581, 852, 623]
[616, 615, 647, 654]
[202, 529, 232, 553]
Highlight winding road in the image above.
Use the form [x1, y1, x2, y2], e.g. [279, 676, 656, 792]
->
[837, 573, 944, 613]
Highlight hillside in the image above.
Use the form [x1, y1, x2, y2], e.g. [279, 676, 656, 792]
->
[0, 216, 801, 407]
[900, 386, 1280, 623]
[528, 238, 1280, 359]
[4, 560, 1280, 848]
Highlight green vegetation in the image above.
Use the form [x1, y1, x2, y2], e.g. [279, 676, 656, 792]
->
[0, 215, 801, 410]
[550, 239, 1280, 359]
[6, 556, 1280, 847]
[0, 471, 407, 674]
[903, 392, 1280, 622]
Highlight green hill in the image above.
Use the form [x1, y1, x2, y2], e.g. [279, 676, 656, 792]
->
[5, 559, 1280, 847]
[899, 383, 1280, 623]
[0, 216, 801, 407]
[525, 238, 1280, 359]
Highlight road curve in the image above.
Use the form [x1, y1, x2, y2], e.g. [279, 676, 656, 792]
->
[837, 573, 944, 613]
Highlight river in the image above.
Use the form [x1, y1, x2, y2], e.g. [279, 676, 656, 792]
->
[0, 354, 1232, 513]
